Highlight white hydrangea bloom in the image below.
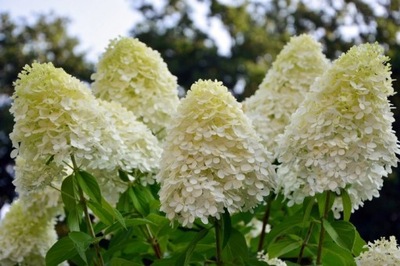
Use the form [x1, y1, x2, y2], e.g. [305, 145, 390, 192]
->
[10, 63, 119, 193]
[157, 80, 276, 227]
[0, 200, 58, 266]
[243, 34, 329, 157]
[356, 236, 400, 266]
[10, 63, 161, 196]
[91, 37, 180, 139]
[277, 43, 400, 213]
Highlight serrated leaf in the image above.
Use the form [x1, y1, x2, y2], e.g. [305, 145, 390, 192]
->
[46, 236, 77, 266]
[76, 170, 102, 203]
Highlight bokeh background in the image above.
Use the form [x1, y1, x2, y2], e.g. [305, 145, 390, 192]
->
[1, 0, 399, 242]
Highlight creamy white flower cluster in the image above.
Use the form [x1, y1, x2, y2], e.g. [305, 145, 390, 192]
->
[277, 43, 400, 213]
[91, 37, 180, 139]
[243, 34, 329, 157]
[157, 80, 276, 227]
[0, 187, 63, 266]
[10, 63, 161, 198]
[356, 236, 400, 266]
[257, 251, 287, 266]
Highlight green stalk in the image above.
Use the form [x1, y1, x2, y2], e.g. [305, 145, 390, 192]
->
[316, 192, 331, 265]
[71, 156, 104, 266]
[258, 194, 274, 252]
[297, 221, 314, 264]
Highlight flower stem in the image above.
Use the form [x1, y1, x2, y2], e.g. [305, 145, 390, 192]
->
[258, 194, 274, 252]
[297, 221, 314, 264]
[316, 191, 331, 265]
[71, 156, 104, 266]
[214, 218, 223, 266]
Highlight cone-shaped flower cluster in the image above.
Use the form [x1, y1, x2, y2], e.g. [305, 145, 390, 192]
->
[10, 62, 161, 196]
[157, 80, 276, 227]
[91, 37, 180, 138]
[243, 34, 329, 157]
[356, 236, 400, 265]
[277, 43, 399, 213]
[0, 186, 63, 266]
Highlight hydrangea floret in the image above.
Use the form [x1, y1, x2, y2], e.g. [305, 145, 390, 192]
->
[243, 34, 329, 157]
[157, 80, 276, 227]
[356, 236, 400, 265]
[277, 43, 400, 213]
[91, 37, 180, 138]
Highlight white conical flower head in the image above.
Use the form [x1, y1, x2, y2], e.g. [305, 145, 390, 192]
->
[91, 37, 180, 139]
[277, 43, 400, 214]
[157, 80, 276, 227]
[243, 34, 329, 157]
[10, 63, 162, 196]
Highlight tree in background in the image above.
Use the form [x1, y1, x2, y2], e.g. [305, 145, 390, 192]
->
[0, 13, 93, 208]
[129, 0, 400, 241]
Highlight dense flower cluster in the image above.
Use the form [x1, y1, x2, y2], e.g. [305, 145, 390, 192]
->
[356, 236, 400, 265]
[10, 63, 161, 195]
[0, 186, 63, 266]
[257, 251, 287, 266]
[277, 43, 400, 213]
[91, 37, 180, 138]
[157, 80, 276, 227]
[243, 34, 329, 156]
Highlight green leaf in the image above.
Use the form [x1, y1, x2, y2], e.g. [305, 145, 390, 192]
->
[129, 186, 152, 216]
[265, 216, 303, 248]
[323, 218, 348, 250]
[341, 189, 352, 221]
[222, 211, 232, 249]
[76, 170, 102, 203]
[118, 169, 130, 182]
[67, 206, 82, 232]
[87, 200, 114, 226]
[61, 174, 77, 212]
[222, 228, 249, 263]
[176, 228, 209, 266]
[111, 257, 143, 266]
[69, 231, 93, 264]
[322, 242, 356, 266]
[268, 238, 302, 258]
[46, 236, 77, 266]
[331, 220, 367, 256]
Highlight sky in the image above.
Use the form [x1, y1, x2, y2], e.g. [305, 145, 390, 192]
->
[1, 0, 142, 62]
[1, 0, 232, 62]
